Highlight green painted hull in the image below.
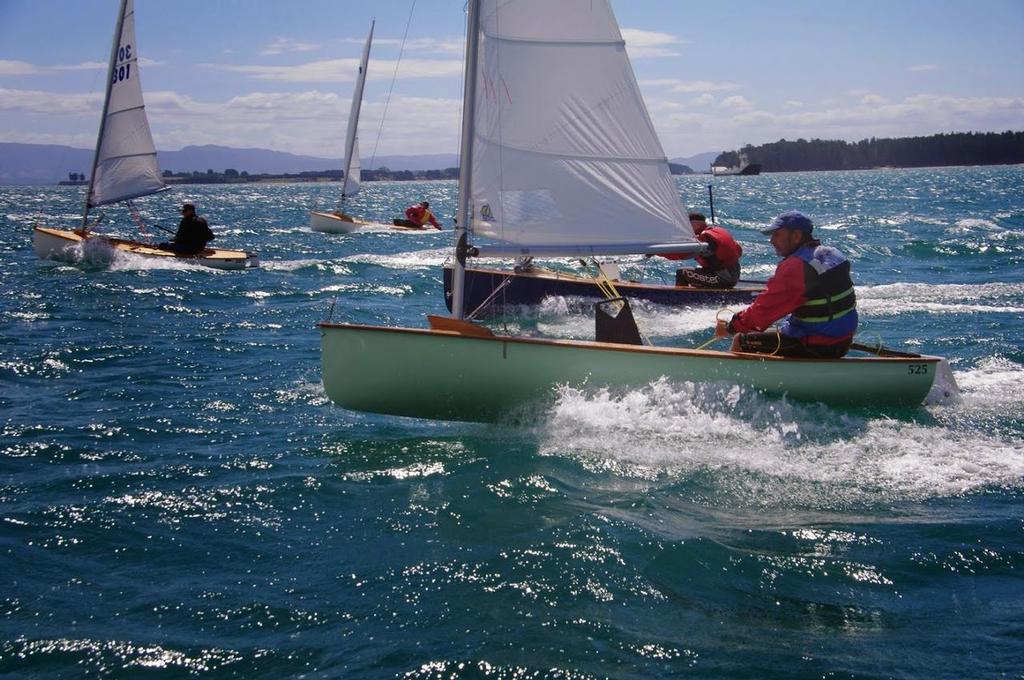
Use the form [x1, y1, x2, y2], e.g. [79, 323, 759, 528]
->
[320, 323, 941, 422]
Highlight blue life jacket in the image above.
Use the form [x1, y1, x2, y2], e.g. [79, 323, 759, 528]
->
[780, 242, 858, 340]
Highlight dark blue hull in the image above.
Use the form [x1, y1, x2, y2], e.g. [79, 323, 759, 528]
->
[444, 265, 763, 316]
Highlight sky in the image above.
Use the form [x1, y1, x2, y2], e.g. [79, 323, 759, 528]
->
[1, 0, 1022, 160]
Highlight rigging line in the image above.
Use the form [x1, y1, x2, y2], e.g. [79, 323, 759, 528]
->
[466, 274, 516, 321]
[368, 1, 416, 173]
[126, 199, 151, 240]
[494, 3, 506, 246]
[587, 257, 652, 347]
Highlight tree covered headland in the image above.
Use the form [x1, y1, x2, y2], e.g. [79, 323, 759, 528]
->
[159, 166, 461, 184]
[714, 131, 1024, 172]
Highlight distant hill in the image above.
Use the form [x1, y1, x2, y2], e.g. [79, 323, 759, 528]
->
[670, 151, 720, 173]
[0, 142, 459, 185]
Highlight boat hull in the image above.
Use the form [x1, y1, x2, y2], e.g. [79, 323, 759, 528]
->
[310, 211, 362, 233]
[320, 322, 940, 422]
[309, 211, 431, 233]
[33, 226, 259, 270]
[444, 265, 763, 315]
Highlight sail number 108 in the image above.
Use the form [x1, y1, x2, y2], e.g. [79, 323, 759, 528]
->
[112, 44, 132, 85]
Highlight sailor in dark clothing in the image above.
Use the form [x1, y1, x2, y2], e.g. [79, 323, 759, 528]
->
[160, 203, 214, 254]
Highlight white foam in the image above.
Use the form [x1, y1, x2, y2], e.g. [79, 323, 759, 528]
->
[534, 370, 1024, 504]
[341, 248, 449, 269]
[263, 259, 352, 275]
[529, 297, 730, 342]
[858, 282, 1024, 315]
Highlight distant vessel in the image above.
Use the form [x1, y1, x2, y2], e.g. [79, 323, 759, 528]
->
[34, 0, 258, 270]
[309, 21, 401, 234]
[711, 153, 761, 176]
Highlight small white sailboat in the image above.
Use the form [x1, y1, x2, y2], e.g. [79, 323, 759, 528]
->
[33, 0, 258, 270]
[319, 0, 954, 422]
[309, 20, 394, 234]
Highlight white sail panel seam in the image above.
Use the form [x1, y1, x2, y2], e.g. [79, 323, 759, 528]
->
[482, 33, 625, 48]
[475, 137, 668, 164]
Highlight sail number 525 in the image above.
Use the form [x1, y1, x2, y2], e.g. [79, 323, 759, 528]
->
[908, 364, 929, 375]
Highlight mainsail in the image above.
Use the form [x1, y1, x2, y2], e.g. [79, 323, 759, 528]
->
[467, 0, 695, 249]
[340, 20, 374, 200]
[87, 0, 165, 209]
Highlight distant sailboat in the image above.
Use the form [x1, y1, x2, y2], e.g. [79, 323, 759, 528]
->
[309, 20, 396, 234]
[33, 0, 259, 270]
[319, 0, 952, 422]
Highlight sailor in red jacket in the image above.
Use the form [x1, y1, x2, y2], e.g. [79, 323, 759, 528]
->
[663, 212, 743, 288]
[402, 201, 442, 230]
[720, 210, 858, 358]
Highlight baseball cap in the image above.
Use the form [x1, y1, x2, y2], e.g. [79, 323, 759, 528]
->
[762, 210, 813, 235]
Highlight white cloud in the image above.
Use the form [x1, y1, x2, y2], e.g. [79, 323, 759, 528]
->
[147, 91, 462, 157]
[676, 80, 741, 94]
[0, 58, 164, 74]
[720, 95, 754, 110]
[641, 78, 741, 94]
[647, 92, 1024, 156]
[203, 57, 463, 82]
[0, 130, 97, 147]
[369, 37, 464, 56]
[692, 94, 715, 107]
[860, 94, 888, 106]
[909, 64, 938, 72]
[0, 88, 101, 114]
[621, 28, 685, 58]
[261, 37, 321, 56]
[51, 61, 108, 71]
[784, 100, 804, 109]
[0, 60, 41, 76]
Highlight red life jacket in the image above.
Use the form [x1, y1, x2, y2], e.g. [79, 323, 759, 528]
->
[405, 204, 427, 224]
[697, 227, 742, 269]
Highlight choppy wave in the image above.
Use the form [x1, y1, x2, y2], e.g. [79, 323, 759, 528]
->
[534, 363, 1024, 505]
[859, 281, 1024, 315]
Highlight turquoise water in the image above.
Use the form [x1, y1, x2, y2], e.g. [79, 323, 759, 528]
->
[2, 167, 1023, 678]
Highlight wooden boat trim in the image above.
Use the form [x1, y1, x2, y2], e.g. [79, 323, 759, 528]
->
[319, 321, 940, 365]
[426, 314, 496, 337]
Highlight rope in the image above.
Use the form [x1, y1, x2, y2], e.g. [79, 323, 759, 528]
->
[586, 258, 654, 346]
[588, 257, 622, 300]
[694, 308, 735, 350]
[126, 200, 152, 242]
[467, 273, 516, 321]
[368, 0, 416, 172]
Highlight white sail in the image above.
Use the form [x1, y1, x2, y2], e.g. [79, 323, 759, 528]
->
[467, 0, 695, 249]
[341, 20, 374, 199]
[88, 0, 165, 208]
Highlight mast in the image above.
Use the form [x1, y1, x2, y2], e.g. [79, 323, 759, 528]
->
[340, 19, 374, 207]
[452, 0, 481, 320]
[82, 0, 129, 231]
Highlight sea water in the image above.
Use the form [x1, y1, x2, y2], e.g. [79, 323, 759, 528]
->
[1, 167, 1022, 678]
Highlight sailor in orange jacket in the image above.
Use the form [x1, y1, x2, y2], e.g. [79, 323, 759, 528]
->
[662, 212, 743, 288]
[403, 201, 442, 230]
